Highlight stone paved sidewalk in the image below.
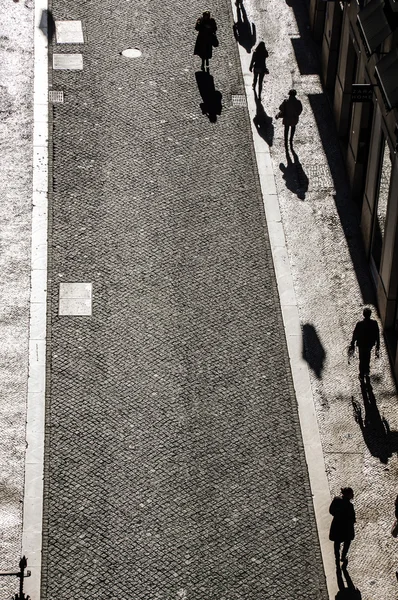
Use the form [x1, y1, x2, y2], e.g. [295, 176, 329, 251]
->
[0, 1, 34, 598]
[240, 0, 398, 598]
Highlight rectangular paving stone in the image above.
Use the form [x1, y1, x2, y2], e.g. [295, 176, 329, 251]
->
[55, 20, 84, 44]
[53, 54, 83, 70]
[59, 283, 92, 315]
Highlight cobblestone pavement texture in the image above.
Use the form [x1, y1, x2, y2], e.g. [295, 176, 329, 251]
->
[0, 0, 33, 596]
[43, 0, 328, 599]
[244, 0, 398, 598]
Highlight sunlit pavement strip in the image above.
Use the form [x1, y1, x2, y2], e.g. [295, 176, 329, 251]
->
[55, 20, 84, 44]
[59, 283, 93, 316]
[230, 3, 336, 599]
[53, 54, 83, 70]
[23, 0, 49, 597]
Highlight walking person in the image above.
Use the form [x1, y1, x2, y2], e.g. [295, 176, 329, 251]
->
[194, 10, 218, 72]
[276, 89, 302, 148]
[249, 42, 269, 97]
[329, 487, 356, 566]
[349, 307, 380, 382]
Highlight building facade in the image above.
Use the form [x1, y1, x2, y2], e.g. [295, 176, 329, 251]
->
[310, 0, 398, 378]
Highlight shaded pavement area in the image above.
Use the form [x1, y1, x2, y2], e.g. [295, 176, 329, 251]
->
[42, 0, 327, 598]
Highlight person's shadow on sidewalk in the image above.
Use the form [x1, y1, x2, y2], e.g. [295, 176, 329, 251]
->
[302, 323, 326, 378]
[335, 562, 362, 599]
[39, 9, 55, 42]
[253, 92, 274, 146]
[195, 71, 222, 123]
[233, 0, 256, 53]
[279, 148, 309, 200]
[351, 383, 398, 464]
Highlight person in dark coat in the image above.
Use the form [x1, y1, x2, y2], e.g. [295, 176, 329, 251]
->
[276, 89, 303, 148]
[329, 487, 356, 565]
[349, 307, 380, 381]
[194, 10, 218, 72]
[249, 42, 269, 97]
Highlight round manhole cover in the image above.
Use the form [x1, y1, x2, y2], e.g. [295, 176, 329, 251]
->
[121, 48, 142, 58]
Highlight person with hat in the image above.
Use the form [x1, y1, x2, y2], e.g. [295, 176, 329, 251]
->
[276, 89, 303, 148]
[194, 10, 218, 72]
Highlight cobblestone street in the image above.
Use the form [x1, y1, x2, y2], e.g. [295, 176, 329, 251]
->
[2, 0, 398, 598]
[42, 0, 327, 598]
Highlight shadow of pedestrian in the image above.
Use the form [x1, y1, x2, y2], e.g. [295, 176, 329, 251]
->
[352, 384, 398, 464]
[279, 148, 309, 200]
[195, 71, 222, 123]
[253, 92, 274, 146]
[308, 93, 375, 304]
[302, 323, 326, 378]
[233, 0, 256, 53]
[39, 9, 55, 42]
[335, 562, 362, 599]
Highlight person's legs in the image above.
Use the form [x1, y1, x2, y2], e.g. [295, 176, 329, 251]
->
[253, 71, 258, 90]
[205, 57, 209, 71]
[289, 124, 296, 143]
[284, 124, 289, 147]
[258, 72, 265, 96]
[358, 347, 371, 379]
[341, 539, 351, 561]
[201, 58, 205, 71]
[333, 540, 341, 563]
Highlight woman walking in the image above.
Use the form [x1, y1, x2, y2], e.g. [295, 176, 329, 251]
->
[194, 10, 218, 72]
[249, 41, 269, 97]
[329, 487, 356, 566]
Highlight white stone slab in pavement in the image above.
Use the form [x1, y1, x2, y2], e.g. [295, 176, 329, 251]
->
[53, 53, 83, 70]
[59, 283, 92, 315]
[55, 20, 84, 44]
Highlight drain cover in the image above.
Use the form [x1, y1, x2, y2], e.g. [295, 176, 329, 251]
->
[231, 94, 247, 107]
[49, 90, 64, 103]
[121, 48, 142, 58]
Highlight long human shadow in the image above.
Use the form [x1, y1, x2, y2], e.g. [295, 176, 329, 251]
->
[253, 92, 274, 146]
[335, 562, 362, 599]
[302, 323, 326, 378]
[351, 382, 398, 464]
[308, 93, 375, 304]
[279, 147, 309, 200]
[195, 72, 222, 123]
[233, 0, 256, 53]
[39, 9, 55, 41]
[285, 0, 320, 73]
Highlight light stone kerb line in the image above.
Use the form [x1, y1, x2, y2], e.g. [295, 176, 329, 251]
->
[22, 0, 49, 598]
